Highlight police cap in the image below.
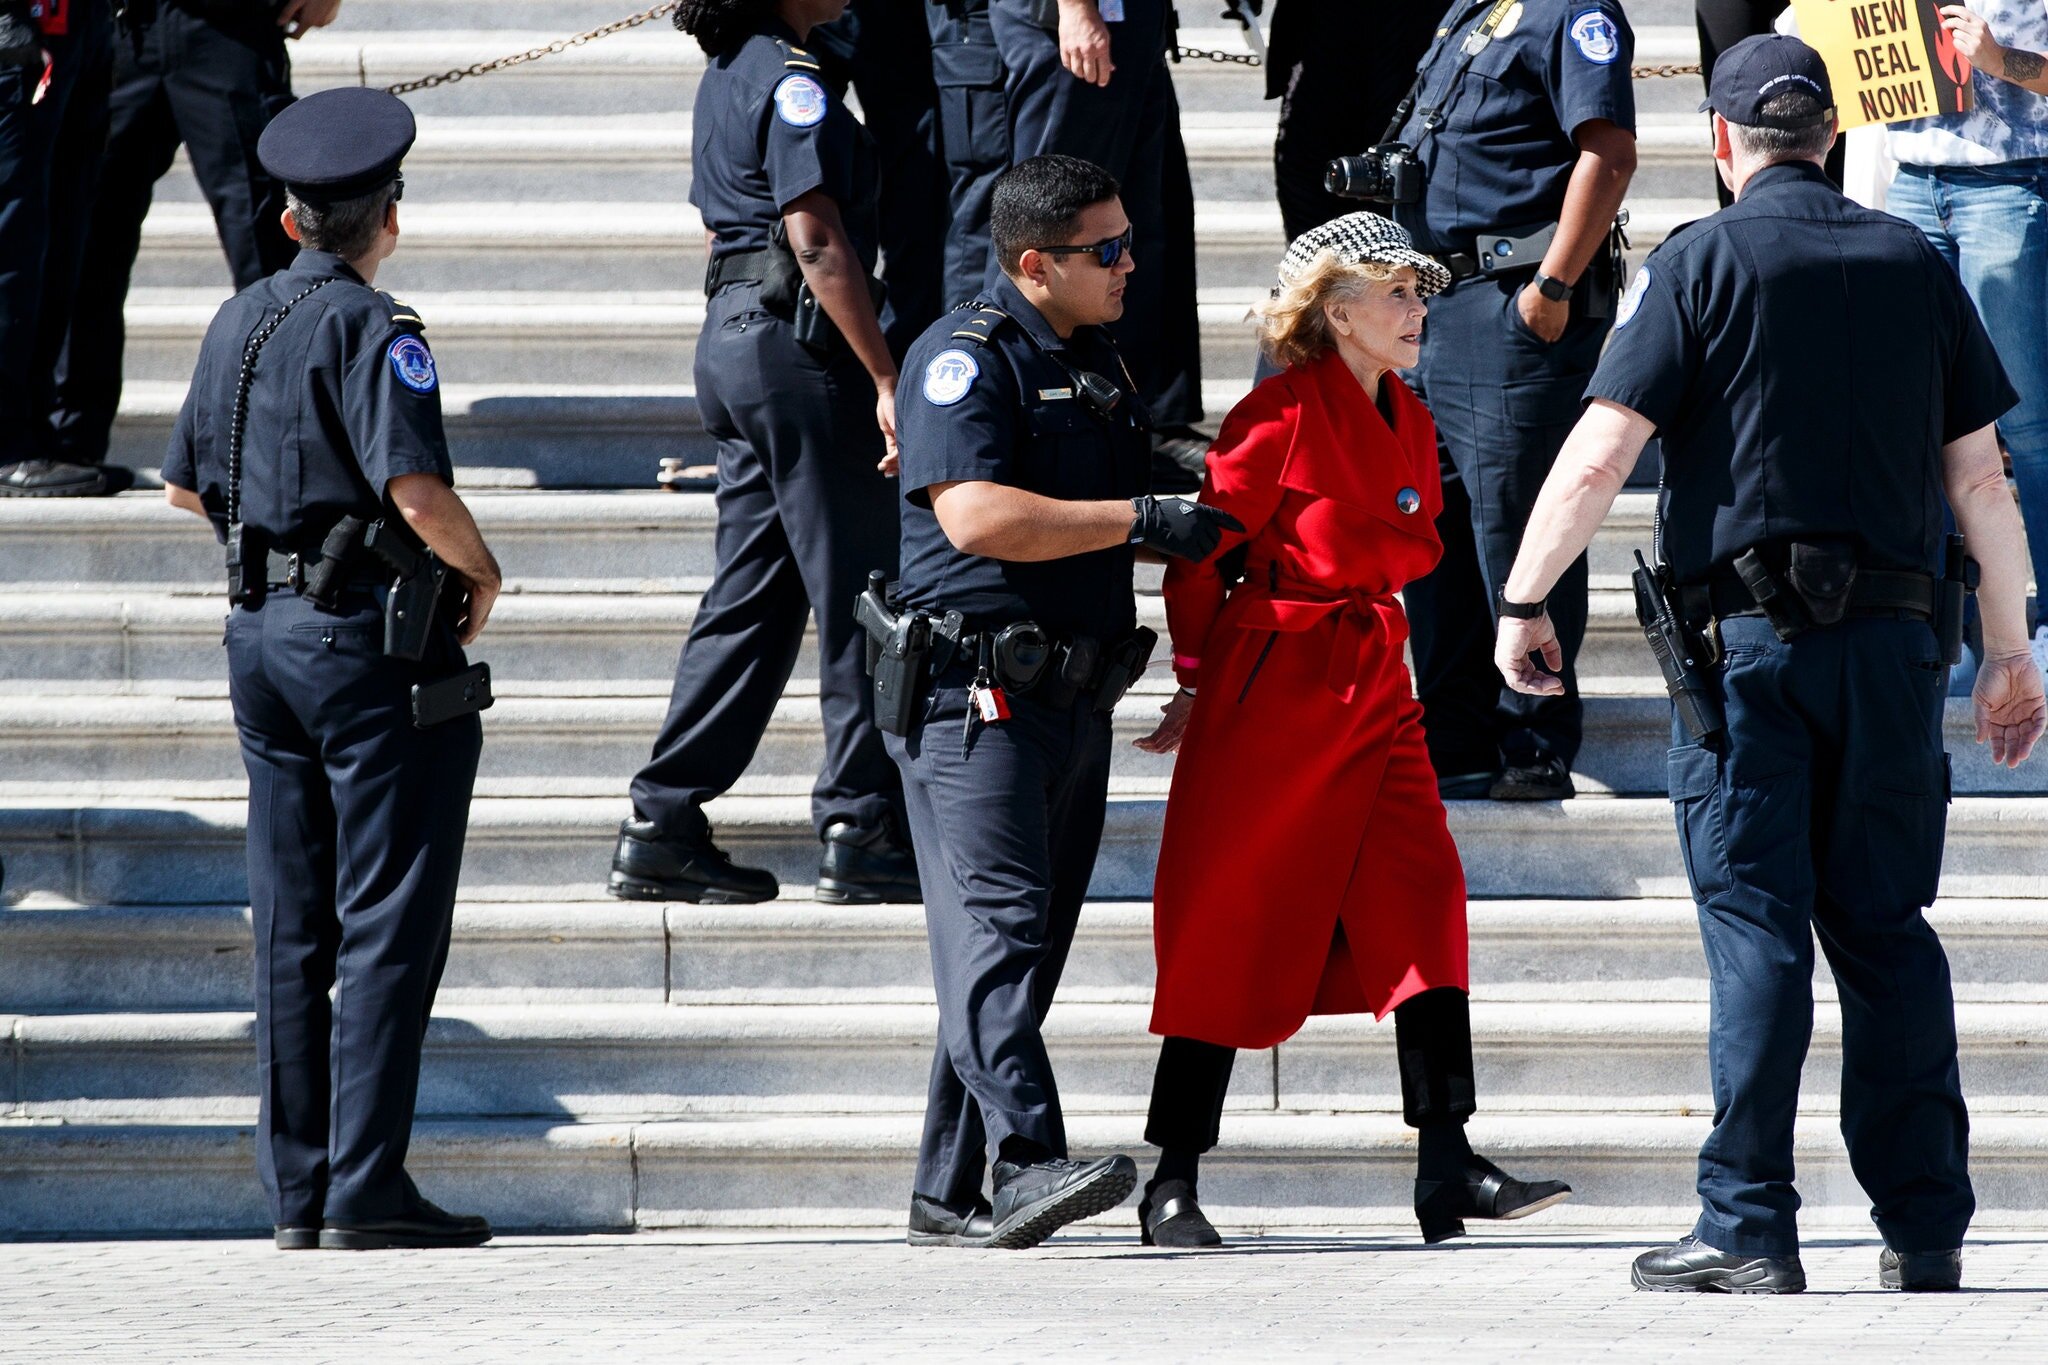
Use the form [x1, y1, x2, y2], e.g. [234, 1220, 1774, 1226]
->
[258, 88, 417, 203]
[1699, 34, 1836, 129]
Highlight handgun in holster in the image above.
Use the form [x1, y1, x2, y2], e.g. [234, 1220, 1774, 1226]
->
[854, 570, 931, 737]
[361, 519, 450, 661]
[1092, 626, 1158, 712]
[1939, 533, 1980, 667]
[297, 515, 370, 611]
[1632, 551, 1724, 744]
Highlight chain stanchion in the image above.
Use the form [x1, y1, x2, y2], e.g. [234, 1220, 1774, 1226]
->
[381, 0, 682, 96]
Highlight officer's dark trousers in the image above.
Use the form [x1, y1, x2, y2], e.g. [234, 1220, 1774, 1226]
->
[632, 285, 903, 844]
[886, 676, 1112, 1203]
[0, 0, 113, 466]
[1405, 274, 1605, 777]
[989, 0, 1202, 426]
[927, 1, 1007, 310]
[49, 3, 295, 465]
[226, 588, 482, 1226]
[1674, 614, 1971, 1257]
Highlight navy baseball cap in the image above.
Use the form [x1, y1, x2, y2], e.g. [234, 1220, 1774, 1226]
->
[1699, 34, 1835, 128]
[259, 88, 417, 203]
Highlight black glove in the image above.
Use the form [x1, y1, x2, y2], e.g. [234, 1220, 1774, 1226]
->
[0, 5, 40, 71]
[1129, 496, 1245, 563]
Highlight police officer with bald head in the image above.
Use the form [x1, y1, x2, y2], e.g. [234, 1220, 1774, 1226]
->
[163, 86, 501, 1252]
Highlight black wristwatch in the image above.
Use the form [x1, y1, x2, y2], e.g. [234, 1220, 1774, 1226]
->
[1496, 585, 1547, 619]
[1531, 272, 1574, 302]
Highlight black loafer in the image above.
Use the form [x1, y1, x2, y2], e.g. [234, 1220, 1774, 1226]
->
[1139, 1179, 1221, 1249]
[987, 1154, 1138, 1250]
[907, 1193, 996, 1248]
[1631, 1236, 1806, 1294]
[0, 458, 134, 498]
[319, 1198, 492, 1250]
[607, 817, 778, 903]
[1881, 1246, 1962, 1291]
[274, 1225, 320, 1251]
[817, 820, 920, 904]
[1415, 1154, 1572, 1244]
[1489, 757, 1576, 801]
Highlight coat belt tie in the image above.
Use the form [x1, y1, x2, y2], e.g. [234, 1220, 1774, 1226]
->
[1233, 570, 1407, 704]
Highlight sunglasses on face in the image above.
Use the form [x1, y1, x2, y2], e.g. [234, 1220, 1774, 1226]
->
[1033, 227, 1133, 269]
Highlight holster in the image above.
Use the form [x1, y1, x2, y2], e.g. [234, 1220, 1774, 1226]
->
[1733, 541, 1860, 641]
[854, 571, 932, 737]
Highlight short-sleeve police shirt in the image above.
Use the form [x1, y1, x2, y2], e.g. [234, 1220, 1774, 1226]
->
[895, 274, 1152, 642]
[690, 21, 880, 272]
[1588, 162, 2018, 581]
[162, 249, 453, 548]
[1395, 0, 1636, 255]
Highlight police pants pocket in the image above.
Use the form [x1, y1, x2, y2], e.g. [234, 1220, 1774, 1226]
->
[1862, 757, 1950, 908]
[287, 618, 384, 660]
[1668, 743, 1731, 902]
[932, 42, 1008, 168]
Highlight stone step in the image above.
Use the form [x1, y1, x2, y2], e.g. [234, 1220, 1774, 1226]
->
[5, 898, 2045, 1015]
[6, 1111, 2046, 1236]
[8, 790, 2048, 908]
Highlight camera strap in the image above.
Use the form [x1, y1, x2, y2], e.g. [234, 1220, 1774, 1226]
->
[225, 277, 333, 603]
[1386, 0, 1519, 150]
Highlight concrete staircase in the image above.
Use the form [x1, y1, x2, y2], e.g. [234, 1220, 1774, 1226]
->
[10, 0, 2048, 1239]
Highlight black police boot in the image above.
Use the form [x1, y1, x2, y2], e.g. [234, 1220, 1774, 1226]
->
[274, 1225, 321, 1251]
[1150, 427, 1209, 494]
[319, 1198, 492, 1251]
[0, 459, 134, 498]
[608, 817, 779, 904]
[1414, 1154, 1572, 1244]
[1880, 1246, 1962, 1292]
[816, 820, 920, 904]
[1489, 755, 1576, 801]
[907, 1193, 997, 1248]
[1630, 1236, 1806, 1294]
[1139, 1179, 1222, 1248]
[986, 1154, 1138, 1250]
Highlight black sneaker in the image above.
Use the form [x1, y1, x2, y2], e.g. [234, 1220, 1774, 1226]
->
[319, 1199, 492, 1250]
[1489, 756, 1576, 801]
[817, 820, 920, 904]
[1880, 1246, 1962, 1291]
[987, 1154, 1138, 1250]
[907, 1193, 996, 1248]
[274, 1225, 320, 1251]
[607, 817, 779, 903]
[0, 459, 134, 498]
[1631, 1236, 1806, 1294]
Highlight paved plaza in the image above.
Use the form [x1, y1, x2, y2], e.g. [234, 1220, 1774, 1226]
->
[6, 1226, 2048, 1362]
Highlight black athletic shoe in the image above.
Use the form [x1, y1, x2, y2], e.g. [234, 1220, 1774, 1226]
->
[1489, 756, 1576, 801]
[274, 1225, 321, 1251]
[1139, 1179, 1222, 1248]
[607, 817, 779, 903]
[907, 1193, 997, 1248]
[319, 1199, 492, 1251]
[1880, 1246, 1962, 1292]
[0, 459, 134, 498]
[1631, 1236, 1806, 1294]
[817, 820, 920, 904]
[986, 1154, 1138, 1250]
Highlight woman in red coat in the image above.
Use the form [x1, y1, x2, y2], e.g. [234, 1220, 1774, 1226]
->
[1132, 214, 1570, 1248]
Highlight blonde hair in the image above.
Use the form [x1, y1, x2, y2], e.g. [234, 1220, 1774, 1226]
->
[1254, 253, 1398, 370]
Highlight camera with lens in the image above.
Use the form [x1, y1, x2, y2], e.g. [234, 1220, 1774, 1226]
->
[1324, 143, 1424, 205]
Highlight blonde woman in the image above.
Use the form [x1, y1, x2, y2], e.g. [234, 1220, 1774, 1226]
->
[1131, 214, 1572, 1248]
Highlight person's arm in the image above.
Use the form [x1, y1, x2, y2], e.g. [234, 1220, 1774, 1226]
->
[386, 473, 503, 645]
[1521, 119, 1638, 342]
[1944, 422, 2046, 766]
[784, 189, 899, 467]
[1057, 0, 1114, 87]
[165, 482, 207, 519]
[927, 481, 1135, 560]
[1495, 399, 1655, 694]
[1940, 6, 2048, 94]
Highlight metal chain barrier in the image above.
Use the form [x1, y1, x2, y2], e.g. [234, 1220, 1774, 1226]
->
[1172, 44, 1262, 67]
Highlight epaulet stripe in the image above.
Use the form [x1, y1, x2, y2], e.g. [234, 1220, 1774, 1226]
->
[783, 56, 821, 70]
[391, 313, 423, 326]
[949, 306, 1010, 347]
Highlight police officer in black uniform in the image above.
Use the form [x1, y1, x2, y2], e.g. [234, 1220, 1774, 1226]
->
[608, 0, 916, 906]
[1494, 37, 2044, 1294]
[46, 0, 341, 481]
[1377, 0, 1637, 801]
[162, 86, 500, 1251]
[888, 154, 1239, 1248]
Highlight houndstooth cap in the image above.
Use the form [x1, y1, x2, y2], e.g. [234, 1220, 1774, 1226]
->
[1276, 212, 1451, 297]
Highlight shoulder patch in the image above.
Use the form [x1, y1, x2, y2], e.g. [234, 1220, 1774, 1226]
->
[1568, 9, 1620, 64]
[1614, 264, 1650, 329]
[921, 349, 981, 407]
[773, 73, 829, 128]
[388, 334, 438, 394]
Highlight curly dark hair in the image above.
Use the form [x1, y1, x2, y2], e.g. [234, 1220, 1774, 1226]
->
[672, 0, 779, 57]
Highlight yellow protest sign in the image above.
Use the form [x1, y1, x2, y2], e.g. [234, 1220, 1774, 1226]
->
[1790, 0, 1974, 128]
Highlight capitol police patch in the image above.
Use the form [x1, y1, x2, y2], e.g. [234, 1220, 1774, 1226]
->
[922, 349, 980, 407]
[388, 334, 438, 394]
[773, 73, 829, 128]
[1568, 10, 1620, 64]
[1614, 265, 1650, 329]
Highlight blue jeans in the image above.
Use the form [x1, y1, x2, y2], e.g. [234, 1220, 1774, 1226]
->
[1890, 161, 2048, 620]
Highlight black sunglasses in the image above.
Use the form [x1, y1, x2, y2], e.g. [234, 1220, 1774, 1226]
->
[390, 174, 405, 203]
[1033, 227, 1132, 269]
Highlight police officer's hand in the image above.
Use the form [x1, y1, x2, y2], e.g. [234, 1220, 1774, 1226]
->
[456, 572, 500, 647]
[1973, 652, 2047, 768]
[278, 0, 343, 38]
[1516, 283, 1569, 344]
[875, 381, 900, 476]
[1130, 496, 1244, 562]
[1496, 611, 1565, 696]
[1134, 689, 1195, 754]
[1057, 0, 1115, 87]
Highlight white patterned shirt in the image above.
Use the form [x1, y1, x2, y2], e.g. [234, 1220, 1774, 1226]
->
[1888, 0, 2048, 166]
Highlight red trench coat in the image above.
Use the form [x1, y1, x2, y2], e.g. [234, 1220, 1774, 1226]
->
[1149, 350, 1469, 1051]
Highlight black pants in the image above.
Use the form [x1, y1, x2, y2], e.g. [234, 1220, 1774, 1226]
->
[1695, 0, 1845, 207]
[1146, 986, 1478, 1154]
[48, 3, 295, 465]
[227, 587, 482, 1226]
